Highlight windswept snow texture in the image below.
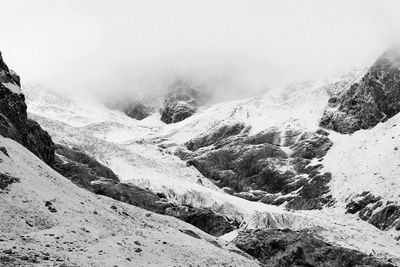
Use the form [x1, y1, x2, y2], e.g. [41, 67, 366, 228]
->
[24, 78, 400, 264]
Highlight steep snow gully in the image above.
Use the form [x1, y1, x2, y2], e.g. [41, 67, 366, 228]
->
[1, 48, 400, 266]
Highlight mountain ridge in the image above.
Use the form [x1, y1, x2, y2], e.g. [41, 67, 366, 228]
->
[1, 47, 400, 266]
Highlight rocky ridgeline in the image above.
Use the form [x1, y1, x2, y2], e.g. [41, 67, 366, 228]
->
[318, 46, 400, 232]
[170, 47, 400, 234]
[176, 123, 334, 210]
[233, 228, 395, 267]
[320, 46, 400, 134]
[0, 52, 54, 165]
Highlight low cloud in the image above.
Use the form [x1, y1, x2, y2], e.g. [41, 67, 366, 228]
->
[1, 0, 400, 104]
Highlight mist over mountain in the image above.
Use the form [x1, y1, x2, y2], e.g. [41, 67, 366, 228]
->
[1, 0, 400, 103]
[2, 1, 400, 266]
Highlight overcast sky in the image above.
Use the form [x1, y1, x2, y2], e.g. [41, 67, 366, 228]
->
[1, 0, 400, 101]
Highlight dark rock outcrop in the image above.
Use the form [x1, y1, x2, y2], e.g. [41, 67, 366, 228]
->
[165, 206, 240, 237]
[233, 228, 395, 267]
[123, 102, 154, 120]
[346, 191, 400, 230]
[55, 144, 119, 182]
[0, 52, 55, 165]
[369, 205, 400, 230]
[160, 78, 206, 124]
[346, 191, 383, 216]
[320, 46, 400, 134]
[179, 125, 334, 210]
[186, 123, 248, 151]
[0, 173, 20, 191]
[0, 146, 8, 157]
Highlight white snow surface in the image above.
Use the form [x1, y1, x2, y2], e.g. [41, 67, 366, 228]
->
[323, 115, 400, 206]
[23, 77, 400, 263]
[0, 136, 258, 266]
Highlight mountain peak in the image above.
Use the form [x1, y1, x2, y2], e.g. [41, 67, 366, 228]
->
[320, 46, 400, 134]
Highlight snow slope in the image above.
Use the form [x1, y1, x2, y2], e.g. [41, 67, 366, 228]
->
[0, 135, 259, 266]
[23, 78, 400, 264]
[324, 114, 400, 206]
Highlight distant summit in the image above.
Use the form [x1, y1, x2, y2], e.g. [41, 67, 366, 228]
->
[160, 78, 208, 124]
[119, 77, 209, 123]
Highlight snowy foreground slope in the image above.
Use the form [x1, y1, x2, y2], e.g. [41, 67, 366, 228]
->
[0, 136, 258, 266]
[25, 70, 400, 265]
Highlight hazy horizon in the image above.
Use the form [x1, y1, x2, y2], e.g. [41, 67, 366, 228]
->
[1, 0, 400, 102]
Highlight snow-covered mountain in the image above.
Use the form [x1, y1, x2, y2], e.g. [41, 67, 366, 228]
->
[0, 135, 259, 266]
[2, 47, 400, 266]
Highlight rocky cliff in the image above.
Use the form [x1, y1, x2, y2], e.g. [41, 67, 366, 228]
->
[177, 125, 334, 211]
[0, 52, 54, 165]
[320, 46, 400, 134]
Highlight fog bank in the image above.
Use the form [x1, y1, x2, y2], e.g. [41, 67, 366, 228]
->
[1, 0, 400, 103]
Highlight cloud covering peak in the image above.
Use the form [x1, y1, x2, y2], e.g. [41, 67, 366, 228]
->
[1, 0, 400, 102]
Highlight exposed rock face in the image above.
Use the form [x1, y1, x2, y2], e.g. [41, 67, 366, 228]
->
[24, 119, 55, 165]
[165, 206, 240, 237]
[123, 102, 154, 120]
[55, 144, 119, 182]
[178, 125, 334, 210]
[370, 205, 400, 231]
[186, 123, 248, 151]
[54, 144, 240, 235]
[320, 47, 400, 134]
[233, 228, 395, 267]
[346, 191, 400, 230]
[0, 52, 55, 165]
[0, 173, 20, 191]
[0, 146, 9, 157]
[160, 78, 206, 124]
